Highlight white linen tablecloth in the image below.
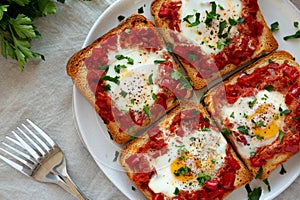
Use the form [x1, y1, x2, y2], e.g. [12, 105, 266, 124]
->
[0, 0, 299, 199]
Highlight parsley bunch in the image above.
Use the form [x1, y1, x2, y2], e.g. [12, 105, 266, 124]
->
[0, 0, 65, 70]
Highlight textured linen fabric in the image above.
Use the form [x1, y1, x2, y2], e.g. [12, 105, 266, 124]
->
[0, 0, 299, 200]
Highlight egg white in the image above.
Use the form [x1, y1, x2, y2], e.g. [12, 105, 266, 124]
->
[221, 90, 288, 158]
[148, 129, 227, 197]
[106, 48, 165, 112]
[179, 0, 242, 54]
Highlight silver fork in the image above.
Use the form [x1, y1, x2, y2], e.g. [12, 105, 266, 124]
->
[0, 119, 89, 200]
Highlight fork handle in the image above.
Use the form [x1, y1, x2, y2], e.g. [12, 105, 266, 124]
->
[56, 173, 89, 200]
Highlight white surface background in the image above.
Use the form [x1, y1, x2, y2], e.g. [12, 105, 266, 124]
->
[0, 0, 299, 200]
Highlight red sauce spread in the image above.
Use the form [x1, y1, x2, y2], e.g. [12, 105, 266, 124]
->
[158, 0, 264, 78]
[84, 27, 191, 134]
[127, 108, 241, 199]
[212, 61, 300, 167]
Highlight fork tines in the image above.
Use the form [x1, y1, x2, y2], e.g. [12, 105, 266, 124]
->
[0, 119, 56, 176]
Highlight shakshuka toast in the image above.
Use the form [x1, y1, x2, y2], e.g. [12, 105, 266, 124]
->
[119, 100, 253, 199]
[204, 50, 300, 180]
[151, 0, 278, 89]
[66, 14, 192, 144]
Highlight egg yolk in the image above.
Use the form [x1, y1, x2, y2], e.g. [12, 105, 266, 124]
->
[248, 103, 282, 140]
[170, 155, 200, 182]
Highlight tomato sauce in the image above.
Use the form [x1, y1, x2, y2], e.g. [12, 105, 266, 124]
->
[157, 0, 264, 78]
[212, 61, 300, 167]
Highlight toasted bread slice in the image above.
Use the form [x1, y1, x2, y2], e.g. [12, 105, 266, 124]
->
[120, 100, 253, 199]
[204, 50, 300, 179]
[67, 14, 192, 144]
[151, 0, 278, 89]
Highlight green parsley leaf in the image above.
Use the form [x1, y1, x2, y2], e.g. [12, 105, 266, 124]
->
[115, 54, 134, 65]
[218, 20, 227, 38]
[9, 14, 36, 39]
[237, 125, 249, 135]
[183, 12, 201, 27]
[279, 164, 287, 175]
[230, 112, 235, 118]
[143, 105, 152, 117]
[279, 107, 291, 116]
[205, 2, 220, 27]
[114, 64, 127, 73]
[221, 128, 231, 136]
[174, 187, 179, 195]
[264, 85, 274, 92]
[279, 129, 284, 143]
[263, 178, 271, 192]
[197, 173, 211, 185]
[250, 152, 256, 157]
[148, 73, 154, 85]
[103, 84, 111, 91]
[0, 5, 9, 21]
[174, 166, 190, 176]
[248, 98, 257, 108]
[246, 185, 262, 200]
[102, 75, 120, 85]
[283, 30, 300, 40]
[120, 90, 127, 98]
[154, 60, 167, 64]
[270, 21, 279, 32]
[255, 166, 263, 179]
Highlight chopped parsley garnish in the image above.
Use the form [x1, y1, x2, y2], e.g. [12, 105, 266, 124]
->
[201, 126, 210, 131]
[279, 164, 287, 175]
[217, 38, 231, 49]
[197, 173, 211, 185]
[255, 121, 265, 127]
[229, 17, 244, 26]
[102, 75, 120, 85]
[268, 59, 274, 63]
[218, 20, 229, 38]
[117, 15, 125, 22]
[173, 187, 179, 195]
[183, 12, 201, 27]
[294, 21, 299, 28]
[263, 178, 271, 192]
[204, 117, 210, 122]
[237, 125, 249, 135]
[115, 54, 134, 65]
[120, 90, 127, 98]
[250, 152, 256, 158]
[114, 64, 127, 73]
[151, 90, 157, 100]
[154, 59, 167, 64]
[293, 117, 300, 121]
[279, 107, 291, 116]
[174, 166, 190, 176]
[255, 135, 264, 140]
[283, 30, 300, 40]
[200, 92, 208, 104]
[143, 105, 152, 117]
[264, 85, 274, 92]
[248, 98, 257, 108]
[255, 166, 263, 179]
[205, 2, 220, 27]
[211, 158, 216, 163]
[230, 111, 235, 118]
[171, 70, 192, 90]
[125, 28, 131, 34]
[245, 184, 262, 200]
[270, 21, 279, 32]
[113, 151, 119, 162]
[129, 135, 136, 141]
[148, 73, 154, 85]
[138, 6, 144, 14]
[221, 128, 231, 136]
[218, 4, 224, 10]
[103, 84, 111, 91]
[279, 129, 284, 143]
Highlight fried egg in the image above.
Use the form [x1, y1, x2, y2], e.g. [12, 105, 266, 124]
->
[106, 49, 164, 112]
[221, 90, 288, 158]
[148, 128, 227, 197]
[179, 0, 242, 54]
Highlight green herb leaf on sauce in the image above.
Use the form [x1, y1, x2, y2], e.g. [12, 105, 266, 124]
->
[173, 187, 179, 195]
[197, 173, 211, 185]
[114, 64, 127, 73]
[237, 125, 249, 135]
[154, 59, 167, 64]
[115, 54, 134, 65]
[248, 98, 257, 108]
[183, 12, 201, 27]
[103, 84, 111, 91]
[279, 107, 291, 116]
[270, 21, 279, 32]
[264, 85, 274, 92]
[279, 129, 284, 143]
[221, 128, 231, 136]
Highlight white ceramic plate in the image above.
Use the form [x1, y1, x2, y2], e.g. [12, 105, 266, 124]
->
[73, 0, 300, 199]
